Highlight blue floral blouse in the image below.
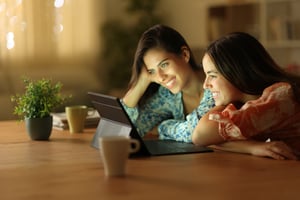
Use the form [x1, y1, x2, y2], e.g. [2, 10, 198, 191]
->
[121, 86, 215, 143]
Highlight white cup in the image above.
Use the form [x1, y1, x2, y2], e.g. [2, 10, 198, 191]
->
[98, 136, 140, 177]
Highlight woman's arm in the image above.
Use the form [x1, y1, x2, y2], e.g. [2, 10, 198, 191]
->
[209, 140, 298, 160]
[192, 106, 226, 146]
[122, 87, 181, 137]
[192, 107, 298, 160]
[159, 89, 215, 142]
[122, 66, 165, 137]
[122, 66, 152, 108]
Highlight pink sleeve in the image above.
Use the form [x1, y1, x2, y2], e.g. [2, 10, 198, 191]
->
[209, 82, 297, 141]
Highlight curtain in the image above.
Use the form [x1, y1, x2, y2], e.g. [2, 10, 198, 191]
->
[0, 0, 103, 66]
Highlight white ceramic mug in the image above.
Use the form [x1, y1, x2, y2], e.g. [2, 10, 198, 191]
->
[98, 136, 140, 177]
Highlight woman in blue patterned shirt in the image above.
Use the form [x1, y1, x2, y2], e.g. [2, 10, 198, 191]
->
[121, 24, 215, 143]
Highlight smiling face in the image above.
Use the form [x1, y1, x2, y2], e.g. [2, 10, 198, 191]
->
[202, 54, 243, 106]
[143, 47, 192, 94]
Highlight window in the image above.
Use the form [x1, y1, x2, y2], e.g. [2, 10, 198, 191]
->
[0, 0, 102, 66]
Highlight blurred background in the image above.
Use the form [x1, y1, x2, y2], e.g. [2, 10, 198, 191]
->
[1, 0, 300, 120]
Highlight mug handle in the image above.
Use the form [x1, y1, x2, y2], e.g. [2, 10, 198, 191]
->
[129, 139, 140, 153]
[87, 107, 96, 116]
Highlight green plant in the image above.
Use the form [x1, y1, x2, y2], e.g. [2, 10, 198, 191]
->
[11, 77, 70, 119]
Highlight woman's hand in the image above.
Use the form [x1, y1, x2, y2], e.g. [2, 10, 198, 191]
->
[138, 65, 153, 87]
[122, 66, 153, 107]
[210, 140, 298, 160]
[249, 140, 298, 160]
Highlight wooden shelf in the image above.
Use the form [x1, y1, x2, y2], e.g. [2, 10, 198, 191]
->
[204, 0, 300, 67]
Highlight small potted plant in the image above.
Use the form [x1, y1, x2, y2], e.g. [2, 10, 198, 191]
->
[11, 77, 70, 140]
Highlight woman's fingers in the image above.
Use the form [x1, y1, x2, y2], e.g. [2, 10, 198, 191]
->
[266, 141, 298, 160]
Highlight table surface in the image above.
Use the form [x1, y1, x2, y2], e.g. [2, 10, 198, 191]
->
[1, 120, 300, 200]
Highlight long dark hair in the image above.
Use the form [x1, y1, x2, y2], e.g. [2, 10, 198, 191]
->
[206, 32, 300, 102]
[128, 24, 201, 105]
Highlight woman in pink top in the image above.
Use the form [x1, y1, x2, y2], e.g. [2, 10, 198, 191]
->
[192, 32, 300, 160]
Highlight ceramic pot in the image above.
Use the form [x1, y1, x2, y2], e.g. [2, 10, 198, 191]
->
[25, 116, 53, 140]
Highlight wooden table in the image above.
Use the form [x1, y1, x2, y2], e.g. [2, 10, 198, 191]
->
[1, 120, 300, 200]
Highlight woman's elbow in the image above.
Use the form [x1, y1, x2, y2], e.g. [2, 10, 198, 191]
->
[191, 130, 207, 146]
[191, 132, 198, 145]
[192, 128, 225, 146]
